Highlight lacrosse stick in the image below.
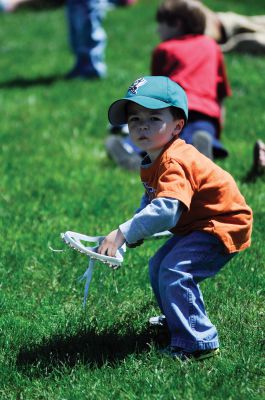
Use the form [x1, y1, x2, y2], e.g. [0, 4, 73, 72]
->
[61, 231, 126, 306]
[60, 230, 171, 306]
[61, 231, 125, 268]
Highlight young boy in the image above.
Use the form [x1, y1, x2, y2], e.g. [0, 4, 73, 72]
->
[98, 76, 253, 361]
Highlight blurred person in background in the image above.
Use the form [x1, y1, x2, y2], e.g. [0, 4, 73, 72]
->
[0, 0, 64, 11]
[65, 0, 137, 79]
[201, 0, 265, 175]
[0, 0, 32, 10]
[200, 1, 265, 54]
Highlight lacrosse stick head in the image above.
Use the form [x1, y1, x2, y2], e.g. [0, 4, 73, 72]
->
[61, 231, 125, 269]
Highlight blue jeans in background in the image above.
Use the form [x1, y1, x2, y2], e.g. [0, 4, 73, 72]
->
[111, 119, 228, 159]
[66, 0, 107, 78]
[180, 119, 228, 158]
[149, 231, 235, 351]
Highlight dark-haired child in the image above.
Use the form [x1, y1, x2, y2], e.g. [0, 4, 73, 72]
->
[99, 76, 253, 361]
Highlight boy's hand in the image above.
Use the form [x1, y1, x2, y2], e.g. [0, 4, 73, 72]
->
[98, 229, 125, 257]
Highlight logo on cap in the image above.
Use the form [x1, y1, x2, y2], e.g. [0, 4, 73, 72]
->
[128, 77, 147, 95]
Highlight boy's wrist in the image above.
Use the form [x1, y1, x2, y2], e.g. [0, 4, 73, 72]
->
[119, 220, 136, 244]
[117, 228, 125, 244]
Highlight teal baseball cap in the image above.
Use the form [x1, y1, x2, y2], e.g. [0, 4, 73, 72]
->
[108, 76, 188, 125]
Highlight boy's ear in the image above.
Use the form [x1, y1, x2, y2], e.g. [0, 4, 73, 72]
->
[172, 119, 185, 136]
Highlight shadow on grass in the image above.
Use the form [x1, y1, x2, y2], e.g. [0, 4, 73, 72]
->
[16, 326, 169, 376]
[243, 167, 265, 183]
[0, 75, 65, 89]
[9, 0, 65, 12]
[0, 73, 103, 89]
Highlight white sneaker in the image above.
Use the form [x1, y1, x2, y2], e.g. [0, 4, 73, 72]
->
[192, 131, 213, 160]
[149, 315, 167, 327]
[105, 135, 142, 171]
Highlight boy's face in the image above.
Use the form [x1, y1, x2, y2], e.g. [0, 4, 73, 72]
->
[127, 103, 184, 158]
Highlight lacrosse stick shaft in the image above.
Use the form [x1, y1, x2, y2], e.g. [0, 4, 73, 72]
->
[79, 257, 96, 307]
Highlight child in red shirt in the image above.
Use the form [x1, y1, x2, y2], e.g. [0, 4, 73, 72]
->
[151, 0, 231, 160]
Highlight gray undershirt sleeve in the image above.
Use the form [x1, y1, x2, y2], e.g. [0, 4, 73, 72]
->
[119, 197, 183, 244]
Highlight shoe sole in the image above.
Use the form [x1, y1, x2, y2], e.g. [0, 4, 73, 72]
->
[105, 135, 141, 170]
[253, 140, 265, 174]
[192, 131, 213, 160]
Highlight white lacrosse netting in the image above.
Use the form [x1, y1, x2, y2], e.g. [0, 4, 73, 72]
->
[61, 231, 126, 306]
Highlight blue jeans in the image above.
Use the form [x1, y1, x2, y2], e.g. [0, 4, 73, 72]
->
[149, 231, 235, 351]
[66, 0, 107, 77]
[116, 119, 228, 158]
[180, 120, 228, 158]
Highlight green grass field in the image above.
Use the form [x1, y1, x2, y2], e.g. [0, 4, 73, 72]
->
[0, 1, 264, 399]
